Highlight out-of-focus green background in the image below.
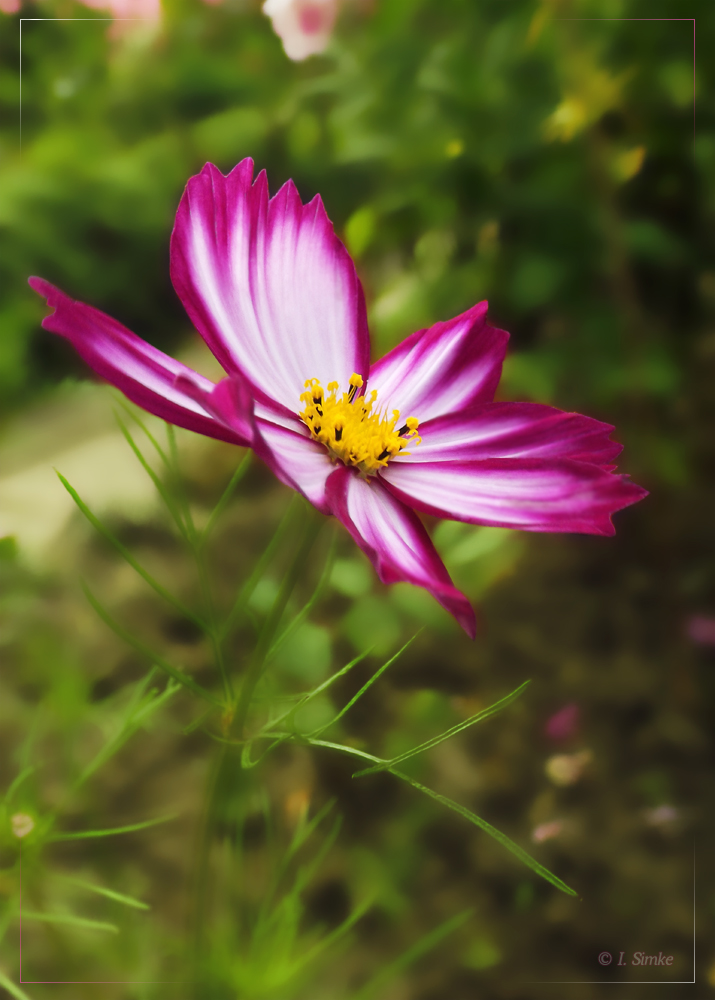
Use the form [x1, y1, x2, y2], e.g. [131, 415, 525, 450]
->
[0, 0, 713, 997]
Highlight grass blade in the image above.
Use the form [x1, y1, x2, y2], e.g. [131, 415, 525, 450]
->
[81, 582, 221, 706]
[389, 769, 577, 897]
[20, 911, 119, 933]
[58, 472, 205, 631]
[267, 528, 337, 660]
[115, 416, 190, 541]
[76, 673, 180, 787]
[308, 633, 420, 737]
[55, 874, 150, 910]
[0, 967, 35, 1000]
[350, 908, 473, 1000]
[220, 496, 300, 640]
[48, 813, 176, 842]
[4, 765, 36, 804]
[114, 397, 171, 468]
[306, 739, 577, 897]
[256, 648, 373, 738]
[354, 681, 531, 776]
[201, 451, 252, 544]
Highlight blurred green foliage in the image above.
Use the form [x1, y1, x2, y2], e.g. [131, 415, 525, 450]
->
[0, 1, 711, 996]
[0, 0, 707, 446]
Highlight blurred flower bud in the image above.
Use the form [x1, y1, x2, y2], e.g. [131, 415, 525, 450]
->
[0, 0, 21, 13]
[545, 749, 593, 786]
[643, 804, 679, 828]
[686, 614, 715, 646]
[11, 813, 35, 839]
[263, 0, 338, 61]
[544, 703, 580, 742]
[531, 819, 564, 843]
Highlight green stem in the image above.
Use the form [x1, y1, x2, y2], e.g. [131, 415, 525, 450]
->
[190, 742, 228, 992]
[232, 507, 323, 739]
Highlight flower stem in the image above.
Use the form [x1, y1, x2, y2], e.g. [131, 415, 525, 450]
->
[232, 506, 323, 739]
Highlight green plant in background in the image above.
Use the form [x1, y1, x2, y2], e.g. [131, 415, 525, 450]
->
[0, 0, 707, 994]
[0, 410, 573, 996]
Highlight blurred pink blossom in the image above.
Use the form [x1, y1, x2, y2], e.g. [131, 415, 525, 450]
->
[544, 702, 580, 742]
[80, 0, 161, 25]
[531, 819, 564, 843]
[686, 614, 715, 647]
[643, 804, 679, 827]
[263, 0, 338, 60]
[0, 0, 21, 14]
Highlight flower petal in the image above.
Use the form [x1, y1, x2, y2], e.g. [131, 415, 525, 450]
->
[394, 402, 623, 469]
[382, 458, 648, 535]
[255, 415, 334, 513]
[29, 277, 251, 447]
[367, 302, 509, 422]
[170, 160, 370, 414]
[326, 466, 476, 637]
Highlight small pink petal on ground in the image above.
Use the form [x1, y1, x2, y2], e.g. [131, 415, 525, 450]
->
[11, 813, 35, 838]
[262, 0, 338, 60]
[531, 819, 564, 843]
[545, 749, 593, 786]
[685, 614, 715, 646]
[545, 703, 580, 742]
[643, 804, 679, 827]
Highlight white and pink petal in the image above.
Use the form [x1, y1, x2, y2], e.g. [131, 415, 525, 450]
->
[326, 466, 476, 637]
[382, 458, 648, 536]
[367, 303, 509, 423]
[29, 277, 251, 448]
[395, 402, 623, 469]
[170, 160, 370, 415]
[254, 416, 334, 513]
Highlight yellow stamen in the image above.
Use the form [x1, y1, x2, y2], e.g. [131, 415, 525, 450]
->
[299, 373, 420, 477]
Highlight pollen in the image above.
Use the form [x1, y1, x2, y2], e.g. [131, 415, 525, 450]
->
[299, 373, 420, 477]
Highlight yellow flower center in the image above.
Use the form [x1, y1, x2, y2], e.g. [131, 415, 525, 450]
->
[299, 373, 420, 477]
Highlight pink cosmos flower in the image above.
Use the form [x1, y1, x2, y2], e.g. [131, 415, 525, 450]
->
[262, 0, 338, 61]
[29, 159, 647, 638]
[76, 0, 161, 32]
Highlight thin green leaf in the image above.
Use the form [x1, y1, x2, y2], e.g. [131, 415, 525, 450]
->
[220, 496, 300, 641]
[241, 734, 291, 769]
[256, 648, 373, 737]
[308, 633, 420, 737]
[82, 583, 221, 706]
[4, 765, 36, 804]
[55, 874, 150, 910]
[354, 681, 531, 777]
[114, 397, 171, 468]
[49, 813, 175, 842]
[350, 908, 473, 1000]
[292, 896, 373, 975]
[390, 770, 577, 897]
[76, 674, 180, 787]
[307, 739, 577, 897]
[201, 451, 252, 544]
[286, 798, 336, 862]
[165, 424, 199, 546]
[58, 472, 205, 631]
[21, 911, 119, 933]
[183, 705, 215, 735]
[266, 528, 337, 660]
[0, 966, 35, 1000]
[115, 416, 190, 540]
